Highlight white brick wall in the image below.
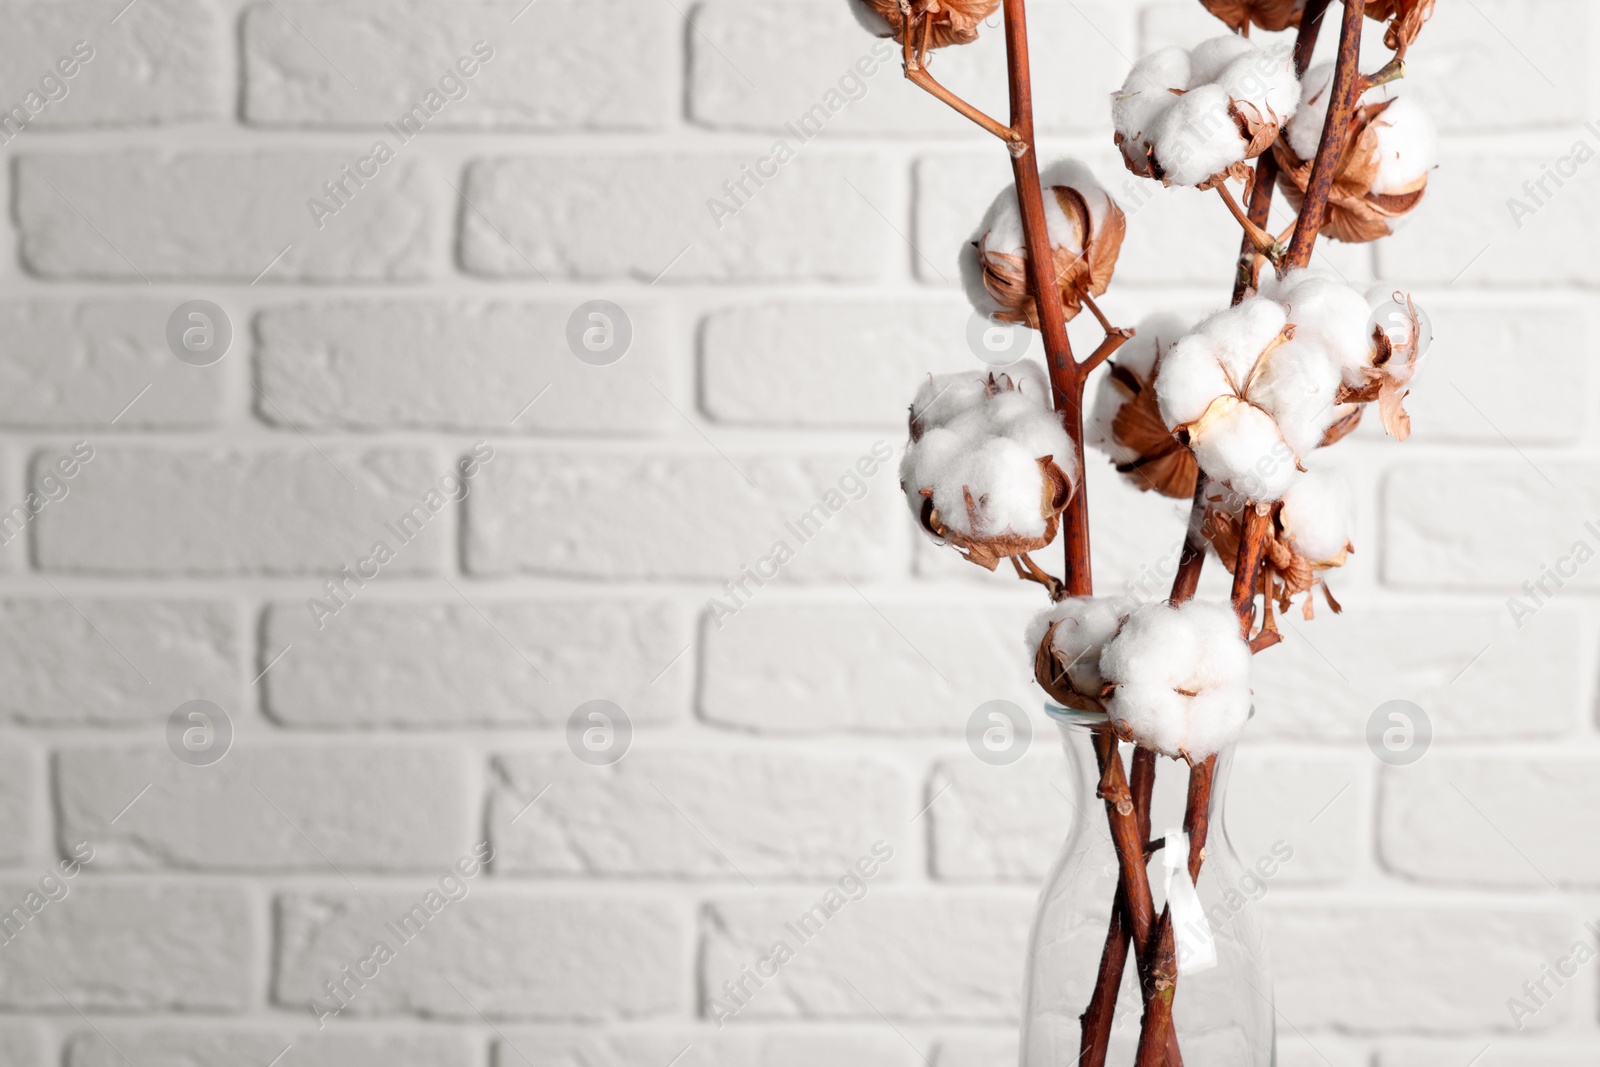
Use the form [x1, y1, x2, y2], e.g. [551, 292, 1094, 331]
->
[0, 0, 1596, 1063]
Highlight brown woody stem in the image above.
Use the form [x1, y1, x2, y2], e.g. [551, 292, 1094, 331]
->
[1000, 0, 1090, 596]
[1282, 0, 1367, 272]
[1168, 477, 1211, 604]
[1230, 506, 1273, 638]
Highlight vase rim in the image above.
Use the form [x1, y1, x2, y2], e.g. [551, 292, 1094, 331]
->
[1043, 702, 1257, 729]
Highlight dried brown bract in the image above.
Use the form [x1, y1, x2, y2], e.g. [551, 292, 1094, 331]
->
[1199, 0, 1307, 34]
[1366, 0, 1436, 56]
[854, 0, 1001, 50]
[974, 169, 1126, 328]
[1098, 361, 1198, 499]
[1335, 291, 1427, 440]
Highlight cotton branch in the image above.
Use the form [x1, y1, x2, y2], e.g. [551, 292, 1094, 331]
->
[998, 0, 1096, 597]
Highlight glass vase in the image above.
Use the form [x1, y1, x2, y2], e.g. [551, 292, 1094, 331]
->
[1019, 707, 1275, 1066]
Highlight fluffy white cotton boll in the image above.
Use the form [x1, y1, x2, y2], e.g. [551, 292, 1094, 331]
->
[1249, 338, 1343, 456]
[1214, 48, 1300, 124]
[1265, 271, 1372, 385]
[929, 436, 1050, 539]
[1028, 596, 1138, 697]
[1203, 297, 1290, 384]
[1007, 359, 1054, 403]
[1099, 599, 1252, 758]
[992, 405, 1074, 466]
[1369, 95, 1438, 195]
[1190, 397, 1297, 501]
[1114, 46, 1192, 147]
[901, 425, 961, 509]
[1187, 34, 1257, 86]
[1279, 468, 1354, 564]
[911, 371, 992, 432]
[1285, 62, 1337, 161]
[1152, 84, 1248, 188]
[1155, 332, 1233, 429]
[1158, 298, 1290, 429]
[1039, 159, 1117, 234]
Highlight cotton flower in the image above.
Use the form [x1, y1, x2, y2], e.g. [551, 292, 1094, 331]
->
[1202, 470, 1353, 620]
[1257, 269, 1433, 441]
[852, 0, 1000, 50]
[1028, 596, 1138, 713]
[901, 361, 1076, 570]
[1154, 298, 1341, 502]
[1112, 36, 1300, 188]
[1099, 599, 1252, 759]
[1086, 312, 1199, 498]
[1199, 0, 1307, 33]
[962, 160, 1127, 329]
[1275, 63, 1438, 243]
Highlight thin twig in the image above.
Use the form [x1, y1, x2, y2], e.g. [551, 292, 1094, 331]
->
[905, 66, 1020, 144]
[1012, 552, 1065, 599]
[1215, 183, 1279, 258]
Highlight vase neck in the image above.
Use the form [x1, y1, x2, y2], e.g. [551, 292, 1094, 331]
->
[1058, 725, 1233, 836]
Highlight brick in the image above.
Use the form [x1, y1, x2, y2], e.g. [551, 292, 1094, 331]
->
[34, 446, 453, 575]
[701, 300, 977, 427]
[1250, 605, 1580, 740]
[494, 1028, 920, 1066]
[931, 747, 1358, 886]
[465, 448, 905, 580]
[1397, 0, 1589, 132]
[1378, 1042, 1600, 1067]
[1276, 1035, 1370, 1067]
[0, 0, 224, 130]
[1380, 153, 1600, 286]
[689, 2, 1130, 137]
[927, 750, 1076, 882]
[67, 1028, 477, 1067]
[491, 750, 907, 878]
[274, 892, 685, 1020]
[0, 881, 253, 1010]
[1228, 752, 1362, 886]
[0, 746, 37, 864]
[460, 154, 889, 282]
[1384, 464, 1600, 591]
[934, 1033, 1018, 1067]
[243, 0, 667, 130]
[700, 602, 1035, 733]
[0, 301, 222, 427]
[58, 744, 472, 871]
[1399, 301, 1586, 445]
[264, 598, 691, 728]
[702, 890, 1032, 1020]
[1268, 903, 1576, 1031]
[256, 299, 673, 434]
[914, 154, 1367, 290]
[0, 598, 237, 725]
[1380, 755, 1600, 887]
[17, 152, 434, 282]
